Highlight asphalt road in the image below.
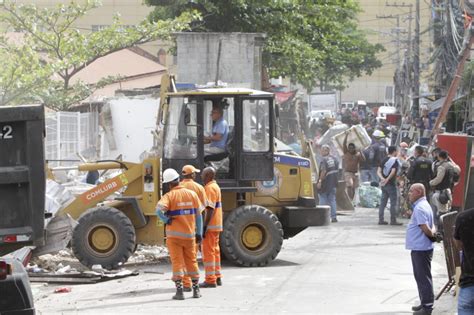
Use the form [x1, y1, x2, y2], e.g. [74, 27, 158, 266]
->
[33, 208, 455, 314]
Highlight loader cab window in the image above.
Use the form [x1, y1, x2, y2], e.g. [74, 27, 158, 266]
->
[164, 97, 198, 159]
[243, 99, 270, 152]
[203, 98, 235, 134]
[203, 98, 235, 175]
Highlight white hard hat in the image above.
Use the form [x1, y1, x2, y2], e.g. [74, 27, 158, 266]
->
[162, 168, 180, 183]
[372, 130, 385, 138]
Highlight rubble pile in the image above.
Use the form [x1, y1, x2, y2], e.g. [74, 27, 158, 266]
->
[29, 249, 87, 273]
[128, 245, 169, 264]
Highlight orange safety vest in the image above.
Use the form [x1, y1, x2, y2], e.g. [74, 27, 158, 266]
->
[204, 180, 223, 232]
[157, 186, 204, 239]
[180, 179, 209, 212]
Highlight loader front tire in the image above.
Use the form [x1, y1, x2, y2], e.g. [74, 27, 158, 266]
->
[220, 205, 283, 267]
[72, 207, 136, 270]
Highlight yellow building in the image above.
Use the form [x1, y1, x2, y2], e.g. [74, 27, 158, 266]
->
[341, 0, 432, 105]
[13, 0, 152, 30]
[10, 1, 175, 68]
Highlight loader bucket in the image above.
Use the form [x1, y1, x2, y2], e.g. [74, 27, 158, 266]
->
[33, 214, 77, 257]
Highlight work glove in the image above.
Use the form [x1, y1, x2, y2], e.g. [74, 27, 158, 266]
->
[428, 232, 443, 243]
[195, 234, 202, 244]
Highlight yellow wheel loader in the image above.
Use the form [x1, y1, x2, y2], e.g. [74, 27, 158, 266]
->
[42, 84, 330, 269]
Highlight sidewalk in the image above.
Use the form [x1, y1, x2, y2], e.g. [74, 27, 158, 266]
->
[434, 289, 457, 315]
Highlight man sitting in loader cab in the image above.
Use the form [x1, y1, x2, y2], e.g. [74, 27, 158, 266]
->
[204, 105, 229, 156]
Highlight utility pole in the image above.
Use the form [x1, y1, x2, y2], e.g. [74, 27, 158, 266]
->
[404, 6, 413, 115]
[384, 2, 414, 115]
[412, 0, 420, 119]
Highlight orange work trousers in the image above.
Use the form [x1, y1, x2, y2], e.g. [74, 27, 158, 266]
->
[202, 231, 221, 284]
[166, 238, 199, 282]
[183, 243, 200, 288]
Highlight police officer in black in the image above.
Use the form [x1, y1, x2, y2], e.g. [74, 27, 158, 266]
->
[407, 146, 433, 195]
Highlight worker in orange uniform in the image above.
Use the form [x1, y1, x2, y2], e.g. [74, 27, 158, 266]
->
[180, 164, 210, 291]
[181, 165, 209, 209]
[200, 167, 223, 288]
[155, 168, 204, 300]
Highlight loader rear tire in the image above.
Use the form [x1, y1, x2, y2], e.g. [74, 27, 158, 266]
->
[72, 207, 136, 270]
[220, 205, 283, 267]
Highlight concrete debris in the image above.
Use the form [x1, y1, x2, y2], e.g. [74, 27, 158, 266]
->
[127, 245, 169, 264]
[45, 179, 119, 219]
[56, 265, 73, 274]
[30, 249, 88, 273]
[91, 264, 104, 272]
[31, 245, 168, 275]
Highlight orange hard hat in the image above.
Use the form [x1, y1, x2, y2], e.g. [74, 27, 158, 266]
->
[182, 165, 200, 175]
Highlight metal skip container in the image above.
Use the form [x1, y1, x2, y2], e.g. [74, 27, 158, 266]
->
[0, 105, 45, 256]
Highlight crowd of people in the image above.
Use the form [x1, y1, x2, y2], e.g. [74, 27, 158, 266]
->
[311, 113, 471, 314]
[312, 110, 461, 227]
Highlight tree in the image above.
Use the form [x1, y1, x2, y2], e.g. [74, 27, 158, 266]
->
[0, 0, 199, 109]
[0, 36, 51, 105]
[146, 0, 384, 91]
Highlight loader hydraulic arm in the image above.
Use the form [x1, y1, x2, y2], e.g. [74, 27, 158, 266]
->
[57, 162, 143, 219]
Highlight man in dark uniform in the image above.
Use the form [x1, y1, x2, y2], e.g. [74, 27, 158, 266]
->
[407, 146, 433, 195]
[317, 145, 339, 223]
[454, 208, 474, 314]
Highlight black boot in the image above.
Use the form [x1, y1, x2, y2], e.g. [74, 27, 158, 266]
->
[216, 277, 222, 286]
[172, 280, 185, 300]
[192, 280, 201, 298]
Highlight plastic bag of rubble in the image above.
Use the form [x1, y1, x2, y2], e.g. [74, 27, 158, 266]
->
[358, 183, 382, 208]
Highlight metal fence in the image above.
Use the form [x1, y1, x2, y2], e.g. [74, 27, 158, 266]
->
[436, 211, 460, 299]
[45, 111, 99, 167]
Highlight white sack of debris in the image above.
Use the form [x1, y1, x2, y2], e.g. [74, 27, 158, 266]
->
[317, 123, 349, 146]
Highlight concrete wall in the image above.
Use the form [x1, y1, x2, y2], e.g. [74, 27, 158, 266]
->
[176, 33, 265, 89]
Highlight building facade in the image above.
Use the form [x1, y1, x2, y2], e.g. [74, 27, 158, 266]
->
[341, 0, 432, 106]
[13, 0, 152, 30]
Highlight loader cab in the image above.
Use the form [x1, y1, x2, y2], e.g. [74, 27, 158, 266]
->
[161, 89, 274, 190]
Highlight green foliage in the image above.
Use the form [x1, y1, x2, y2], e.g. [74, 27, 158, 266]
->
[462, 60, 474, 95]
[0, 0, 198, 109]
[0, 36, 51, 105]
[146, 0, 384, 91]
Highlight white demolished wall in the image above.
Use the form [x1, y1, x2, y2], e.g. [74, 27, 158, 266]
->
[100, 97, 160, 163]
